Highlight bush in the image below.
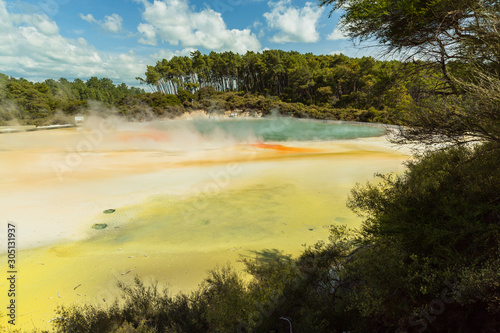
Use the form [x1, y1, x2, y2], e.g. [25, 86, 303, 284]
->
[345, 143, 500, 331]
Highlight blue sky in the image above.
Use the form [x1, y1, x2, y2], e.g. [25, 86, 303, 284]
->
[0, 0, 376, 87]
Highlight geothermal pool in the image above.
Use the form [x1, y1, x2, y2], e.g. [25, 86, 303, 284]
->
[0, 117, 409, 330]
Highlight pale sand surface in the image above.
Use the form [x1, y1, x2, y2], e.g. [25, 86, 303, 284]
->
[0, 122, 411, 330]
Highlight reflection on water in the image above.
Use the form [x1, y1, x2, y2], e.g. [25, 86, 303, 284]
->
[0, 118, 405, 330]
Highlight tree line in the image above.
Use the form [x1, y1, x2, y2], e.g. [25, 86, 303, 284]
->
[139, 50, 437, 112]
[2, 49, 432, 127]
[0, 74, 144, 126]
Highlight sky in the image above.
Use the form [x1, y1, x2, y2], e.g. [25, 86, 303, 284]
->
[0, 0, 376, 87]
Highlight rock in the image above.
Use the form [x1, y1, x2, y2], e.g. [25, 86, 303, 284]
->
[92, 223, 108, 230]
[103, 209, 115, 214]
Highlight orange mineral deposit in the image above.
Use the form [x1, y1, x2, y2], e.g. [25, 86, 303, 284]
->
[248, 142, 320, 152]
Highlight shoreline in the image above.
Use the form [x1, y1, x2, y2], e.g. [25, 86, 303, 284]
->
[0, 111, 403, 134]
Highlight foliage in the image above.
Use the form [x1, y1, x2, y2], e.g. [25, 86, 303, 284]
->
[0, 75, 144, 126]
[319, 0, 499, 92]
[394, 53, 500, 146]
[320, 0, 500, 147]
[455, 256, 500, 313]
[349, 144, 500, 264]
[345, 144, 500, 331]
[139, 50, 436, 113]
[53, 277, 207, 333]
[3, 49, 455, 126]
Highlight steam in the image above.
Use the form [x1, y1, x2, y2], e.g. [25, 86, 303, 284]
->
[78, 114, 262, 154]
[67, 102, 267, 154]
[0, 100, 22, 126]
[40, 110, 74, 126]
[0, 100, 385, 158]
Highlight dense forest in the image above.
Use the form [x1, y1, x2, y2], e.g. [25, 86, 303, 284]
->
[1, 51, 446, 126]
[140, 50, 420, 109]
[137, 50, 450, 123]
[0, 73, 144, 126]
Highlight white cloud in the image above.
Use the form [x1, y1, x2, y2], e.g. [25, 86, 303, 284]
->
[326, 27, 348, 41]
[0, 0, 149, 86]
[136, 0, 261, 53]
[30, 14, 59, 35]
[11, 13, 60, 35]
[0, 0, 11, 33]
[80, 12, 123, 33]
[263, 0, 323, 43]
[138, 23, 157, 45]
[80, 13, 96, 23]
[329, 50, 344, 55]
[102, 14, 123, 33]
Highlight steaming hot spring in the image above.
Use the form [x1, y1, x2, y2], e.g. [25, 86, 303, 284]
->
[0, 116, 409, 329]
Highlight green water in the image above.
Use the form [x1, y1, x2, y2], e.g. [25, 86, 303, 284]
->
[159, 118, 386, 142]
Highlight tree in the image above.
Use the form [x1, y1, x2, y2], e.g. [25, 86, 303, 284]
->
[345, 143, 500, 332]
[318, 1, 500, 331]
[320, 0, 500, 147]
[319, 0, 498, 92]
[394, 9, 500, 147]
[139, 49, 422, 115]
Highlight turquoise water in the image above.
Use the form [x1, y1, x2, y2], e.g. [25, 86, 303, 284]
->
[159, 118, 385, 142]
